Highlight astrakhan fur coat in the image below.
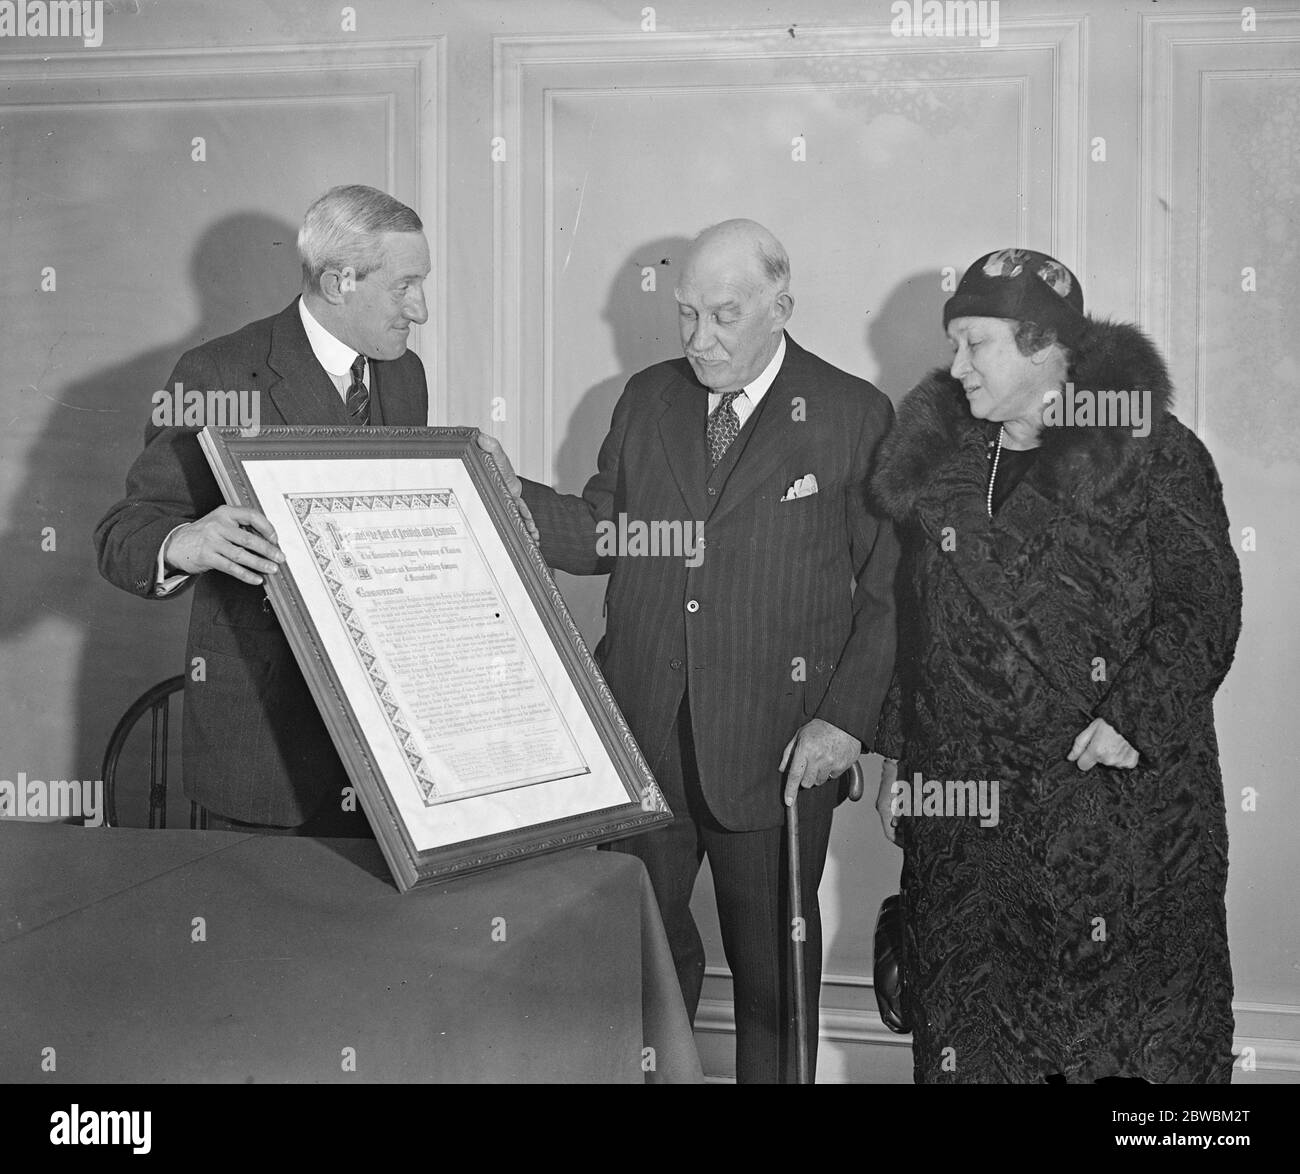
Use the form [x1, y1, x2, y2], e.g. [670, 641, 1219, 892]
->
[872, 319, 1242, 1083]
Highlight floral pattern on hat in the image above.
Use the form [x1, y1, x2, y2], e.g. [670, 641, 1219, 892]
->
[1035, 258, 1074, 298]
[981, 248, 1030, 279]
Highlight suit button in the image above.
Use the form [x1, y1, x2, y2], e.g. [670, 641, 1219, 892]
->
[669, 658, 683, 670]
[707, 487, 717, 496]
[686, 599, 700, 613]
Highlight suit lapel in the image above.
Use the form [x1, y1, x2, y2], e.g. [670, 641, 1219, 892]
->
[369, 356, 425, 426]
[368, 360, 387, 425]
[265, 299, 352, 426]
[657, 369, 710, 520]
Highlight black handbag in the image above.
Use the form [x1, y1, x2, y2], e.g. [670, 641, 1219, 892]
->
[873, 893, 913, 1034]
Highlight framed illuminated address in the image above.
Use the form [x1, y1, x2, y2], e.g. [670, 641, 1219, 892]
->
[199, 425, 671, 891]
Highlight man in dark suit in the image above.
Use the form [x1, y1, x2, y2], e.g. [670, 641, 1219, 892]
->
[95, 185, 430, 832]
[479, 219, 898, 1081]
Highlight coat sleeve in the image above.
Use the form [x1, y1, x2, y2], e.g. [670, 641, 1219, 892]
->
[873, 670, 905, 760]
[1092, 422, 1242, 755]
[519, 381, 633, 577]
[93, 347, 228, 599]
[871, 528, 921, 761]
[811, 393, 900, 749]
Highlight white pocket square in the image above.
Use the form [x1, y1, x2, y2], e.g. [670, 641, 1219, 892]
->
[780, 474, 819, 502]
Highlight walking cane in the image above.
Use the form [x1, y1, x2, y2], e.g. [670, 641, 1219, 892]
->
[787, 791, 809, 1085]
[787, 760, 865, 1085]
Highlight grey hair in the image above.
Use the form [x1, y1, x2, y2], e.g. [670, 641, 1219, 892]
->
[298, 185, 422, 292]
[757, 238, 790, 291]
[1013, 319, 1071, 363]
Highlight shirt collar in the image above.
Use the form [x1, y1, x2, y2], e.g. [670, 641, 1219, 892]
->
[744, 333, 786, 405]
[298, 296, 362, 379]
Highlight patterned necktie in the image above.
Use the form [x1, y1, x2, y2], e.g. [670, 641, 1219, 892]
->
[345, 354, 369, 425]
[707, 390, 743, 469]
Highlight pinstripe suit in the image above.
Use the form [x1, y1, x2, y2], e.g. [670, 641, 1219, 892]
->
[522, 334, 898, 1080]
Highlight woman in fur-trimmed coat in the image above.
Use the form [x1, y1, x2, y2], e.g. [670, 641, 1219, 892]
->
[871, 249, 1242, 1083]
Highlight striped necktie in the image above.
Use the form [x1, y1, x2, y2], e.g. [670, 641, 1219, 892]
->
[345, 354, 369, 425]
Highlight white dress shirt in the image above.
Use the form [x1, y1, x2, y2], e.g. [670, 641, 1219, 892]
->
[154, 297, 364, 593]
[707, 333, 786, 429]
[297, 297, 369, 400]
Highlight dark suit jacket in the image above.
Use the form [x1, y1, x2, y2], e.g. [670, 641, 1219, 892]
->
[94, 299, 428, 825]
[522, 335, 898, 831]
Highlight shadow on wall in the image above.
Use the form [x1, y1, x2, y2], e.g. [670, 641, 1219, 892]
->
[0, 212, 300, 818]
[867, 269, 951, 407]
[549, 233, 693, 649]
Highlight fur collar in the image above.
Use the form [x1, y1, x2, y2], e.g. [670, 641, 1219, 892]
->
[871, 318, 1174, 519]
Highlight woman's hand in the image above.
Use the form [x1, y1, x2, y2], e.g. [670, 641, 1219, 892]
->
[875, 757, 901, 845]
[1068, 718, 1139, 771]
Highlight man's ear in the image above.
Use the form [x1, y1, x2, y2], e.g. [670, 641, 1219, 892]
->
[773, 290, 794, 328]
[318, 267, 354, 306]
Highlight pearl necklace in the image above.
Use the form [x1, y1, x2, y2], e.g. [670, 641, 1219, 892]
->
[986, 425, 1005, 517]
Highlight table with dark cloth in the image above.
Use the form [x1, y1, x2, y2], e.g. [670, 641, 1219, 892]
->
[0, 822, 702, 1083]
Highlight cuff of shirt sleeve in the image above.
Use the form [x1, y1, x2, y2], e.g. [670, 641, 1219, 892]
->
[155, 524, 192, 597]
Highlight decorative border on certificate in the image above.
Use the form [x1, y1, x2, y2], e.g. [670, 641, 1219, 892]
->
[286, 489, 589, 806]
